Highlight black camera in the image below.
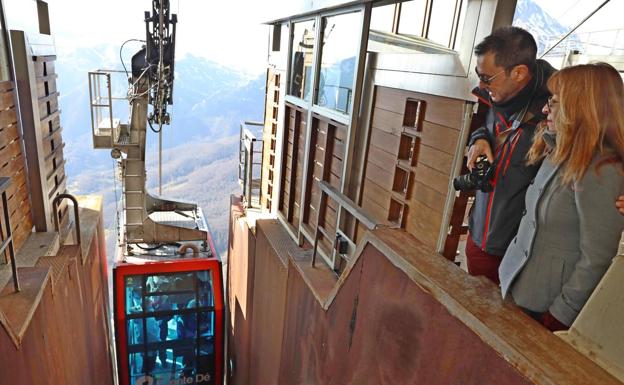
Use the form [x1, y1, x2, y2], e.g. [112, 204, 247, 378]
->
[453, 157, 494, 192]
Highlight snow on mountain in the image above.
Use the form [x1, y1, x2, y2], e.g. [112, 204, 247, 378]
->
[513, 0, 580, 57]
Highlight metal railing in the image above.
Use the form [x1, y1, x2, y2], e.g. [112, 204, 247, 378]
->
[311, 180, 388, 271]
[238, 121, 264, 208]
[52, 193, 81, 246]
[88, 69, 128, 149]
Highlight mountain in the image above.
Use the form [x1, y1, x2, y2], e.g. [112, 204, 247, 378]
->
[57, 46, 265, 256]
[513, 0, 580, 56]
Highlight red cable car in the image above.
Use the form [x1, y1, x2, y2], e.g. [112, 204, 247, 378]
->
[113, 239, 224, 385]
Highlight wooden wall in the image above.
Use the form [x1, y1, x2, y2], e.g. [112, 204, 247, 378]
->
[0, 81, 32, 254]
[261, 68, 280, 212]
[33, 55, 67, 226]
[360, 86, 464, 249]
[302, 115, 346, 254]
[279, 103, 307, 231]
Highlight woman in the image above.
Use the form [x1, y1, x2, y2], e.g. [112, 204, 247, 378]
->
[498, 62, 624, 331]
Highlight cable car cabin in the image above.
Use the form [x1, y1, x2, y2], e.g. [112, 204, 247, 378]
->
[113, 256, 224, 385]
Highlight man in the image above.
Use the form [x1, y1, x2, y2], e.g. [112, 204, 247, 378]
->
[465, 27, 556, 284]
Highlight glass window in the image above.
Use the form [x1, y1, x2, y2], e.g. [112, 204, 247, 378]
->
[289, 19, 316, 101]
[125, 276, 143, 314]
[123, 269, 217, 385]
[370, 4, 396, 33]
[397, 0, 427, 37]
[316, 12, 360, 114]
[427, 0, 458, 47]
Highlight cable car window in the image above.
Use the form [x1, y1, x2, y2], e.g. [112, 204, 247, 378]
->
[121, 269, 218, 385]
[125, 276, 143, 314]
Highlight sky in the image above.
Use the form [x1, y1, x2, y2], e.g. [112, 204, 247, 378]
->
[4, 0, 292, 75]
[535, 0, 624, 31]
[3, 0, 622, 73]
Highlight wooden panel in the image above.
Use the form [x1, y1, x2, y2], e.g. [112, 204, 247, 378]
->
[369, 128, 400, 154]
[413, 164, 450, 195]
[364, 162, 394, 190]
[371, 107, 403, 136]
[0, 86, 31, 251]
[405, 199, 443, 248]
[360, 195, 389, 224]
[362, 179, 391, 212]
[0, 124, 20, 148]
[418, 144, 454, 176]
[367, 144, 396, 171]
[410, 181, 446, 214]
[0, 106, 17, 128]
[421, 121, 460, 155]
[374, 86, 464, 129]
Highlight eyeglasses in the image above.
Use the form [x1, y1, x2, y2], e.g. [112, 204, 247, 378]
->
[475, 66, 506, 85]
[547, 95, 558, 109]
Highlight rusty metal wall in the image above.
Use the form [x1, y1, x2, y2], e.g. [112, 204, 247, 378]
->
[227, 216, 621, 385]
[227, 196, 256, 385]
[277, 244, 532, 384]
[0, 213, 114, 385]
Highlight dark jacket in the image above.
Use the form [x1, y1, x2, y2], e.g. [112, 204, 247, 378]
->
[468, 59, 557, 256]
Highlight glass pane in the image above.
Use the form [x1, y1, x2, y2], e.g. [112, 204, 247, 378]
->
[370, 4, 396, 33]
[127, 319, 144, 347]
[317, 12, 360, 114]
[129, 349, 175, 385]
[453, 0, 468, 50]
[125, 276, 143, 314]
[198, 311, 215, 337]
[197, 270, 214, 307]
[398, 0, 427, 37]
[177, 312, 198, 339]
[198, 336, 216, 384]
[289, 19, 316, 101]
[427, 0, 457, 47]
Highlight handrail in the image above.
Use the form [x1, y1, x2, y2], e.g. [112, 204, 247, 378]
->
[311, 180, 386, 268]
[0, 177, 19, 292]
[318, 181, 378, 230]
[52, 193, 81, 246]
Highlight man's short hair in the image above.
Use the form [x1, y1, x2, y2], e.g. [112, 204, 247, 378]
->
[474, 26, 537, 73]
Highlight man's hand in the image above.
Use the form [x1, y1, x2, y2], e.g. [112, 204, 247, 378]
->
[616, 195, 624, 215]
[467, 139, 494, 171]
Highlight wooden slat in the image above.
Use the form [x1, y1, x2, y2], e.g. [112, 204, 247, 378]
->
[365, 161, 394, 190]
[405, 199, 443, 248]
[361, 195, 389, 223]
[0, 106, 17, 128]
[371, 107, 403, 136]
[370, 128, 400, 154]
[0, 90, 15, 107]
[418, 144, 454, 175]
[367, 144, 397, 171]
[362, 178, 392, 211]
[0, 124, 20, 148]
[410, 181, 446, 214]
[0, 81, 15, 93]
[421, 121, 461, 154]
[0, 140, 23, 168]
[374, 86, 465, 129]
[413, 163, 451, 195]
[330, 155, 342, 177]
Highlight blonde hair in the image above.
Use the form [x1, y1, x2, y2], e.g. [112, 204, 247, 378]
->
[527, 62, 624, 184]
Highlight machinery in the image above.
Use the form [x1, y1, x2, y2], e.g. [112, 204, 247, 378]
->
[87, 2, 224, 385]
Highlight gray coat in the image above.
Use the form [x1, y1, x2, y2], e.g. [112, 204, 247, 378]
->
[499, 154, 624, 326]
